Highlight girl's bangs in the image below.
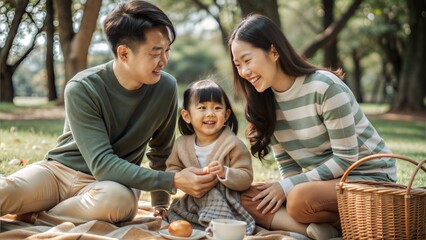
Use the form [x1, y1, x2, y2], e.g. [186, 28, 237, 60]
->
[193, 86, 223, 104]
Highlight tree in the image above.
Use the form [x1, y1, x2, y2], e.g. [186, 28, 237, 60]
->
[45, 0, 56, 100]
[236, 0, 281, 28]
[301, 0, 364, 58]
[391, 0, 426, 113]
[322, 0, 340, 69]
[54, 0, 101, 101]
[188, 0, 240, 49]
[0, 0, 46, 102]
[372, 1, 406, 102]
[190, 0, 281, 49]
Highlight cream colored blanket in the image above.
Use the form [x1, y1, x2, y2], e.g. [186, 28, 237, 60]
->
[0, 201, 306, 240]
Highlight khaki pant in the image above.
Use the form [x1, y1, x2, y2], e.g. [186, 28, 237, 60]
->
[0, 160, 139, 225]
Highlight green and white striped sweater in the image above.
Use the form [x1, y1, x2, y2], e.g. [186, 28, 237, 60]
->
[271, 70, 397, 196]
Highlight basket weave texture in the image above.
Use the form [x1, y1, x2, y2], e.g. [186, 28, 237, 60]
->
[337, 154, 426, 239]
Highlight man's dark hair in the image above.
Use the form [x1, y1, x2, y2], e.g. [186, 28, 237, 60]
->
[103, 0, 176, 57]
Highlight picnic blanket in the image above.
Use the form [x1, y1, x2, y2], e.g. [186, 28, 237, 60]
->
[168, 182, 256, 234]
[0, 201, 309, 240]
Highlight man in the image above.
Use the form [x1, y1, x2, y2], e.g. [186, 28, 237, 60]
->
[0, 0, 216, 225]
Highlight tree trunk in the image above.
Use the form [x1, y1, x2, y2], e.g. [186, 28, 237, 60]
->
[0, 0, 28, 102]
[237, 0, 281, 29]
[55, 0, 102, 102]
[350, 49, 363, 102]
[391, 0, 426, 113]
[0, 65, 15, 102]
[377, 32, 403, 98]
[322, 0, 339, 69]
[371, 68, 382, 103]
[46, 0, 57, 101]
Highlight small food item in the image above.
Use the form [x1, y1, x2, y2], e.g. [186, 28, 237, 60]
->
[168, 220, 193, 237]
[203, 166, 210, 174]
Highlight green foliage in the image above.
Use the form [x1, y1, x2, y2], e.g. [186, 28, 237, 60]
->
[165, 36, 221, 84]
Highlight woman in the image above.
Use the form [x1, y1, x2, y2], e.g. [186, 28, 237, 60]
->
[228, 14, 397, 240]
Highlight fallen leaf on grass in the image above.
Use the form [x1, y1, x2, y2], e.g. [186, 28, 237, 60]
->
[8, 158, 29, 166]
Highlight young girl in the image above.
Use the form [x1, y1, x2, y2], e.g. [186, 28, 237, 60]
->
[165, 79, 256, 234]
[228, 14, 397, 240]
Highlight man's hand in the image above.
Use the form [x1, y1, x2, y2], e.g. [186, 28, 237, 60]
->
[174, 167, 217, 198]
[252, 182, 286, 214]
[207, 161, 225, 178]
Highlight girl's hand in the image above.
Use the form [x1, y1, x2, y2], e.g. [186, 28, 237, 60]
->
[252, 182, 286, 214]
[153, 205, 168, 221]
[207, 161, 225, 178]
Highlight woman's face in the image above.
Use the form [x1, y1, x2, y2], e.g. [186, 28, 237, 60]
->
[231, 39, 279, 93]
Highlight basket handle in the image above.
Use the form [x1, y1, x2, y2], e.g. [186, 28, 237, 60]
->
[405, 158, 426, 239]
[406, 158, 426, 192]
[339, 153, 426, 194]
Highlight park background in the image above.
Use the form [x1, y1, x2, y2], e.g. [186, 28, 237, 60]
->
[0, 0, 425, 199]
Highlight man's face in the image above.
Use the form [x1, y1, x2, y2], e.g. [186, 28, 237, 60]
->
[121, 26, 171, 89]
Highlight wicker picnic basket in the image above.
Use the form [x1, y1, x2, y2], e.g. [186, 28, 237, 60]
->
[336, 154, 426, 239]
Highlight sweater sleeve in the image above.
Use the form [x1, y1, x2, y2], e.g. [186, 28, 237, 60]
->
[279, 82, 358, 196]
[146, 81, 178, 206]
[271, 135, 302, 179]
[165, 139, 186, 173]
[64, 81, 176, 196]
[218, 135, 253, 191]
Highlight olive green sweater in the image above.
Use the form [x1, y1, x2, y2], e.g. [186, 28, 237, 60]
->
[46, 61, 178, 206]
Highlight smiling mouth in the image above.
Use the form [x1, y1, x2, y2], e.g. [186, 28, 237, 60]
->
[153, 69, 162, 74]
[249, 76, 260, 85]
[203, 121, 216, 125]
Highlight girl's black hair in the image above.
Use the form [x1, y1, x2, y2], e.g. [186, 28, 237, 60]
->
[178, 80, 238, 136]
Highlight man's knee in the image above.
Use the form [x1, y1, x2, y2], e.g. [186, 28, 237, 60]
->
[83, 181, 138, 222]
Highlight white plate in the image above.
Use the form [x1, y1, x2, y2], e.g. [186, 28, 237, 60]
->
[205, 232, 214, 240]
[159, 229, 205, 240]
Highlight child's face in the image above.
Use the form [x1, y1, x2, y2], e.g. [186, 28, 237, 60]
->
[182, 99, 231, 144]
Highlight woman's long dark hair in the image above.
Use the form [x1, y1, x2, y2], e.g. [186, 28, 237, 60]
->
[228, 14, 343, 160]
[178, 79, 239, 136]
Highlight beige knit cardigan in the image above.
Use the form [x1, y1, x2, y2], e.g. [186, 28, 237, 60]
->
[166, 127, 253, 191]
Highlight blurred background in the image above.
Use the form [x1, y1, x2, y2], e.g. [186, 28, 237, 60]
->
[0, 0, 425, 114]
[0, 0, 425, 189]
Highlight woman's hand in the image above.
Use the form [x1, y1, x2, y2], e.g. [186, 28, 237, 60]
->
[207, 161, 225, 178]
[252, 182, 286, 214]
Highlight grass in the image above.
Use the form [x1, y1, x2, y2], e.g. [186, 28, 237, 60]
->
[0, 119, 64, 175]
[1, 103, 425, 190]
